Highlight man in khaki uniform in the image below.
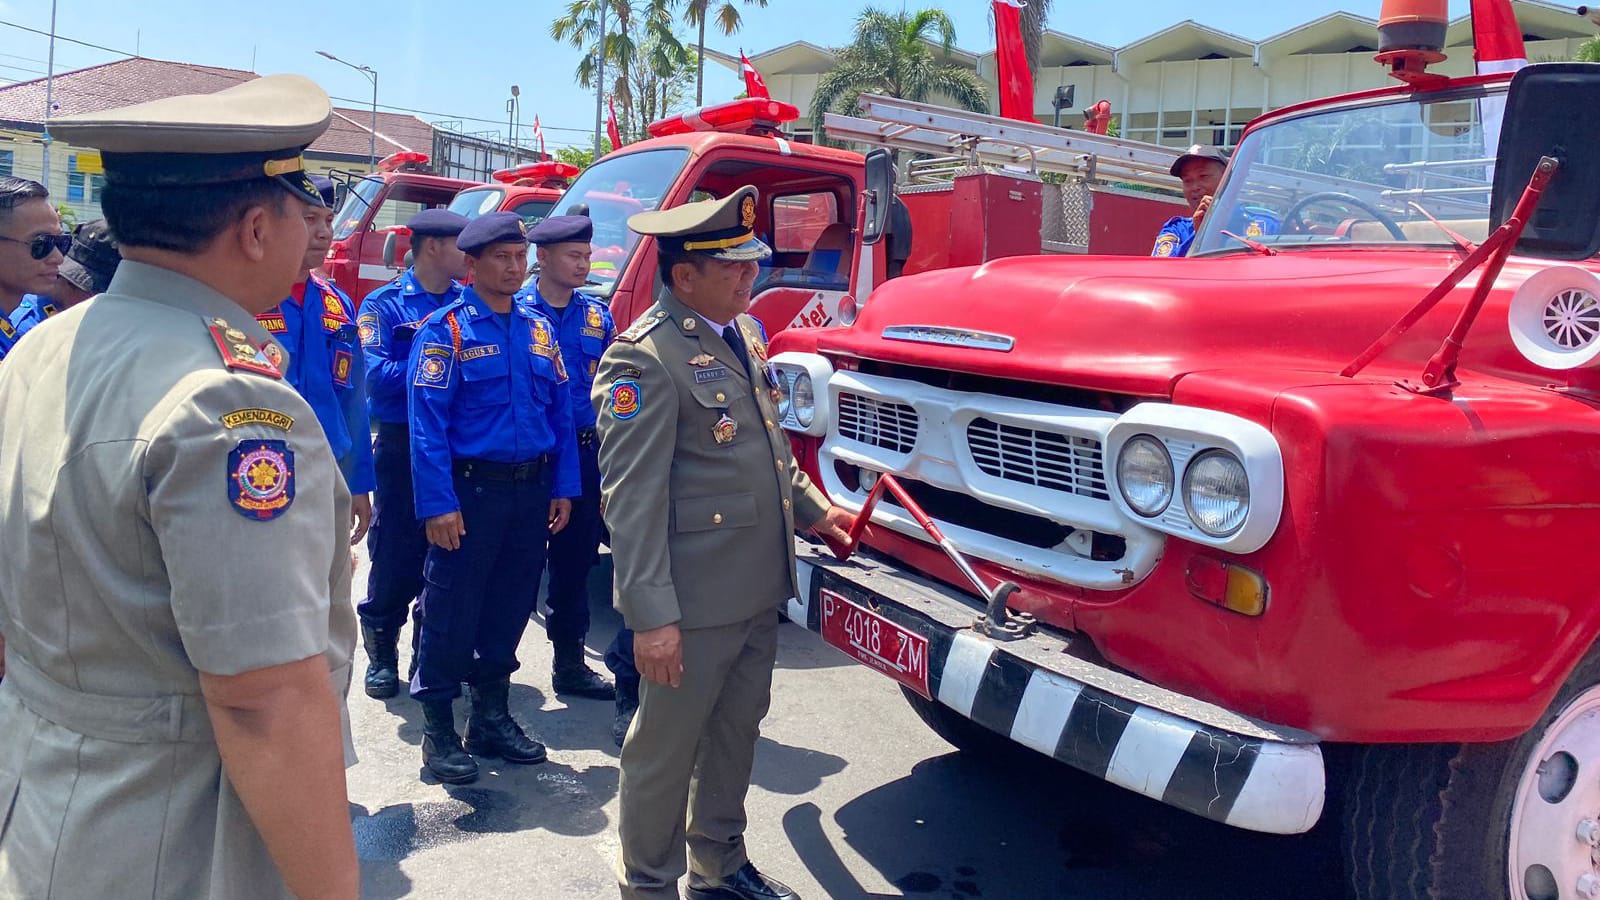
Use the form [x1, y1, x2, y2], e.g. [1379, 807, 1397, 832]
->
[0, 75, 360, 900]
[595, 185, 851, 900]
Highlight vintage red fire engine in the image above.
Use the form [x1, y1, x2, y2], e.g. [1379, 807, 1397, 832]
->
[766, 10, 1600, 900]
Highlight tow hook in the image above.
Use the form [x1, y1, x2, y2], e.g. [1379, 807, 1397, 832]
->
[825, 472, 1038, 642]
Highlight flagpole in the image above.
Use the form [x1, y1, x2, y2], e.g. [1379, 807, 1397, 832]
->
[592, 0, 607, 160]
[41, 0, 58, 191]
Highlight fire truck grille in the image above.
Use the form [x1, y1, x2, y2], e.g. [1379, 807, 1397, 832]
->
[837, 392, 919, 454]
[966, 418, 1110, 501]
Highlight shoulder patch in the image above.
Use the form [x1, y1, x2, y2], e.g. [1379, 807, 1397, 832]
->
[228, 439, 295, 520]
[358, 315, 380, 347]
[221, 408, 295, 431]
[0, 318, 14, 339]
[615, 307, 668, 344]
[609, 379, 641, 419]
[415, 342, 455, 389]
[1153, 235, 1179, 258]
[207, 317, 282, 379]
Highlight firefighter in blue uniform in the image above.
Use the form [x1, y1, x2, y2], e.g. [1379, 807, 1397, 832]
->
[9, 295, 60, 337]
[257, 175, 376, 540]
[10, 220, 119, 338]
[520, 214, 629, 708]
[406, 211, 582, 785]
[355, 209, 469, 699]
[1153, 145, 1279, 257]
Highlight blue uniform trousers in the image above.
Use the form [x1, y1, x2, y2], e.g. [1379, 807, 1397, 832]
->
[544, 433, 603, 646]
[361, 423, 428, 630]
[411, 461, 553, 702]
[606, 628, 639, 705]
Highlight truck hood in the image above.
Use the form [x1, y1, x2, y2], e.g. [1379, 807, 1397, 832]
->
[815, 250, 1577, 398]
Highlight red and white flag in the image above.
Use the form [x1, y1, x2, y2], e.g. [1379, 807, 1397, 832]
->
[533, 115, 546, 157]
[1472, 0, 1527, 156]
[993, 0, 1034, 123]
[740, 50, 770, 100]
[606, 96, 623, 151]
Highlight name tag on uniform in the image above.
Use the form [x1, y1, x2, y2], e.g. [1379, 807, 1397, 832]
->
[581, 326, 606, 339]
[458, 344, 501, 362]
[257, 314, 287, 334]
[694, 366, 730, 384]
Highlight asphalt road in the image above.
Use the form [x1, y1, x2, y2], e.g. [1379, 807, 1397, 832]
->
[347, 549, 1347, 899]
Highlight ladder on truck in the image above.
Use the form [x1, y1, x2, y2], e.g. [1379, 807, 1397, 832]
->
[824, 94, 1184, 192]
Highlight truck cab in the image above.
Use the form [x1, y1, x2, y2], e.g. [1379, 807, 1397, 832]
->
[447, 160, 581, 230]
[769, 55, 1600, 900]
[323, 151, 480, 300]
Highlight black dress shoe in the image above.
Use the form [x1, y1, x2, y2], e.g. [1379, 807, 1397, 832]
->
[686, 863, 799, 900]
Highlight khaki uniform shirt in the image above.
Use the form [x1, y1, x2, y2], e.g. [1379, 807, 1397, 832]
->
[0, 261, 356, 900]
[593, 290, 829, 632]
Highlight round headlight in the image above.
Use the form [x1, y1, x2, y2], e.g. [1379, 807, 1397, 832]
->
[1183, 450, 1250, 536]
[792, 372, 816, 428]
[774, 369, 793, 421]
[1116, 435, 1174, 517]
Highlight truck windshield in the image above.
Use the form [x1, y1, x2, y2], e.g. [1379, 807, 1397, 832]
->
[560, 148, 689, 296]
[332, 176, 384, 241]
[1193, 85, 1502, 255]
[448, 187, 506, 220]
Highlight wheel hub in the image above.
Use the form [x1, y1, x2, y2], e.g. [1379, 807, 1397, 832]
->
[1509, 685, 1600, 900]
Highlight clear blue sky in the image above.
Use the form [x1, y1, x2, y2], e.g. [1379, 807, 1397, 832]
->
[0, 0, 1485, 152]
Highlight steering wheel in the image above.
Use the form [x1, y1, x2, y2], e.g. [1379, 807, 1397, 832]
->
[1284, 192, 1406, 241]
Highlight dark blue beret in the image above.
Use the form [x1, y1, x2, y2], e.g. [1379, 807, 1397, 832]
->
[408, 208, 470, 237]
[527, 214, 593, 246]
[309, 175, 336, 209]
[457, 211, 528, 255]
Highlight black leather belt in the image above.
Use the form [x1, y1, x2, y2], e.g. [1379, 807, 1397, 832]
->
[454, 456, 550, 482]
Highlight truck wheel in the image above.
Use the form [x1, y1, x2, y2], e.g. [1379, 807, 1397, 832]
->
[1343, 647, 1600, 900]
[898, 686, 1016, 759]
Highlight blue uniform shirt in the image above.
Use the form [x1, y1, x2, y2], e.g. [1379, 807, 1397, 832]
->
[357, 269, 464, 424]
[259, 275, 377, 494]
[407, 288, 582, 519]
[0, 312, 17, 363]
[9, 294, 62, 338]
[1152, 216, 1196, 258]
[519, 282, 615, 431]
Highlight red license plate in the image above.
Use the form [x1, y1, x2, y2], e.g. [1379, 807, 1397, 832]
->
[819, 588, 931, 699]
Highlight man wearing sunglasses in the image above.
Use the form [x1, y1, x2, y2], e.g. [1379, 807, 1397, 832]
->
[0, 176, 67, 362]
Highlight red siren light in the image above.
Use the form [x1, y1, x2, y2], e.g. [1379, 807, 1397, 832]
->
[1375, 0, 1450, 83]
[646, 97, 801, 139]
[377, 151, 431, 173]
[490, 161, 582, 186]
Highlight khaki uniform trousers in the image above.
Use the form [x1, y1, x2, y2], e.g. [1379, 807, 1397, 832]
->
[617, 609, 779, 899]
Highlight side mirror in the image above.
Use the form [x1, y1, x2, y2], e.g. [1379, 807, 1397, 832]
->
[862, 149, 893, 246]
[565, 202, 591, 217]
[1491, 63, 1600, 260]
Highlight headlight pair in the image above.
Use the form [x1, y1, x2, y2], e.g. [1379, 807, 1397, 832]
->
[1116, 436, 1249, 537]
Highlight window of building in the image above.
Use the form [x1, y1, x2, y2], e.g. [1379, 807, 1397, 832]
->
[66, 154, 105, 204]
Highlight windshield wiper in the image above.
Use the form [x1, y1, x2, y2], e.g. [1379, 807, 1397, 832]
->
[1406, 201, 1477, 254]
[1220, 230, 1279, 256]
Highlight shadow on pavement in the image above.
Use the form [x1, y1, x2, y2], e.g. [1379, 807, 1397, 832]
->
[788, 746, 1345, 900]
[751, 736, 849, 795]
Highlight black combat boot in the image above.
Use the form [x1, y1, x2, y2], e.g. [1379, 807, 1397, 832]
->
[552, 643, 616, 700]
[464, 679, 547, 764]
[612, 694, 639, 748]
[361, 623, 400, 699]
[420, 699, 479, 784]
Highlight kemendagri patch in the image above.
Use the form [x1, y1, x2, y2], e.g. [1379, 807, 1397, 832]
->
[228, 440, 295, 520]
[610, 379, 641, 419]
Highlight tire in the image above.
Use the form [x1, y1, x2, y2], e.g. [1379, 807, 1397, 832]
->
[1341, 646, 1600, 900]
[898, 685, 1018, 759]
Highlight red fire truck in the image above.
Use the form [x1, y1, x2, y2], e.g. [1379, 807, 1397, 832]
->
[447, 160, 580, 230]
[323, 151, 480, 299]
[556, 96, 1185, 337]
[765, 20, 1600, 900]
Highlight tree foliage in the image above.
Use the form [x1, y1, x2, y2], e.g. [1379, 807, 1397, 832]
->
[681, 0, 768, 104]
[810, 7, 989, 142]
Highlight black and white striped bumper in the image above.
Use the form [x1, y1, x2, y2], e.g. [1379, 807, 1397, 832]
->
[791, 543, 1326, 836]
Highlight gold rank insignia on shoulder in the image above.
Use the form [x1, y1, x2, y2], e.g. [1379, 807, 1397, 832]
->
[712, 413, 738, 444]
[688, 353, 717, 367]
[616, 309, 668, 344]
[206, 318, 281, 379]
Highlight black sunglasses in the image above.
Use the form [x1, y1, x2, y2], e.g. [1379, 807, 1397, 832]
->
[0, 232, 72, 260]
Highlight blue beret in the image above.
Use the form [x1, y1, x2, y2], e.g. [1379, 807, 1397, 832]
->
[527, 214, 593, 246]
[457, 211, 528, 255]
[309, 174, 336, 209]
[408, 208, 470, 237]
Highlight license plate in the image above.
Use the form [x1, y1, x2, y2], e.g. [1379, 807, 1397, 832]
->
[819, 588, 931, 699]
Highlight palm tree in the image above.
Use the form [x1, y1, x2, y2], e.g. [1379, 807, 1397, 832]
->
[810, 7, 989, 142]
[550, 0, 680, 122]
[681, 0, 769, 105]
[1018, 0, 1052, 74]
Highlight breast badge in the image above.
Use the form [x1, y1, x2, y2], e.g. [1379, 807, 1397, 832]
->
[586, 305, 604, 330]
[712, 413, 738, 445]
[228, 440, 295, 520]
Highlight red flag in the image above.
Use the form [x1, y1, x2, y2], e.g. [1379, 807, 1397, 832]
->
[606, 96, 623, 151]
[740, 50, 770, 99]
[533, 115, 545, 157]
[993, 1, 1034, 123]
[1472, 0, 1527, 156]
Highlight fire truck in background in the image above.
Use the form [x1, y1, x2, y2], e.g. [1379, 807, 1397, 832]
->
[763, 0, 1600, 893]
[554, 96, 1186, 335]
[323, 151, 478, 298]
[447, 161, 580, 229]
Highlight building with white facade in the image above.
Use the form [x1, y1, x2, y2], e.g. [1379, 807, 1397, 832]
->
[709, 0, 1593, 149]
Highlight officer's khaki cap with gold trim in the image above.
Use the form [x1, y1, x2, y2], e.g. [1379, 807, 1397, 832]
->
[627, 185, 772, 262]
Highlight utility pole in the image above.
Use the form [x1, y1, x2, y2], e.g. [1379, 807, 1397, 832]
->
[593, 0, 607, 159]
[41, 0, 57, 190]
[316, 50, 379, 170]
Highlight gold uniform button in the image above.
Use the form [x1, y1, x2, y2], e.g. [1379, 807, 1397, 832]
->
[765, 419, 774, 429]
[783, 498, 792, 510]
[776, 459, 784, 471]
[713, 513, 724, 524]
[715, 392, 727, 403]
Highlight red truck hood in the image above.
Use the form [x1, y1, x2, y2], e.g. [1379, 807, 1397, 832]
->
[813, 249, 1578, 397]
